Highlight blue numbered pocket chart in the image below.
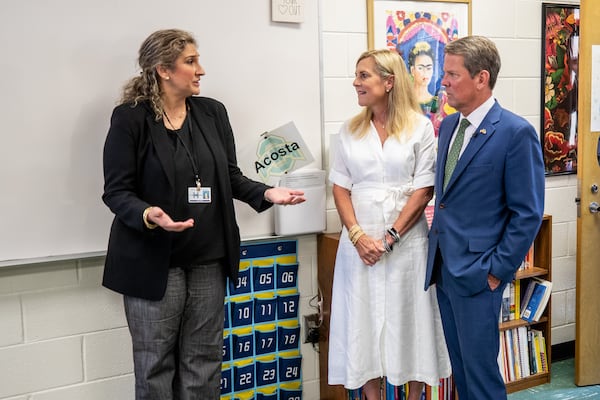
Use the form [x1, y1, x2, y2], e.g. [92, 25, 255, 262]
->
[221, 240, 302, 400]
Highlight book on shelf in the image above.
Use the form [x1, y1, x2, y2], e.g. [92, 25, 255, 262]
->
[527, 328, 537, 374]
[518, 243, 534, 270]
[533, 330, 542, 373]
[514, 279, 520, 319]
[497, 326, 551, 382]
[499, 281, 521, 322]
[536, 329, 549, 373]
[525, 243, 534, 269]
[498, 331, 508, 382]
[521, 278, 552, 322]
[501, 284, 510, 322]
[509, 281, 516, 321]
[504, 329, 516, 381]
[511, 328, 522, 380]
[517, 326, 530, 378]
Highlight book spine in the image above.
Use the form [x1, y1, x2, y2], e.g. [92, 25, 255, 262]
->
[501, 284, 511, 322]
[517, 326, 531, 377]
[539, 332, 548, 373]
[497, 331, 508, 383]
[511, 328, 522, 379]
[509, 282, 516, 320]
[514, 279, 521, 319]
[525, 243, 534, 269]
[505, 329, 515, 381]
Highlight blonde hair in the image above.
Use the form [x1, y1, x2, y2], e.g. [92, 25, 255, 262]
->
[120, 29, 196, 120]
[349, 49, 421, 139]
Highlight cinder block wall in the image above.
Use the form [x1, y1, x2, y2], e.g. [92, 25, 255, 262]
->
[0, 257, 134, 399]
[0, 236, 321, 399]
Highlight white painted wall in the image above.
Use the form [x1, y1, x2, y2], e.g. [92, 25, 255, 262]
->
[0, 0, 579, 398]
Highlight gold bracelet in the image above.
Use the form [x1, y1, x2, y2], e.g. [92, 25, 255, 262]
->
[351, 231, 365, 246]
[143, 207, 158, 229]
[348, 227, 364, 244]
[348, 226, 360, 241]
[348, 224, 361, 238]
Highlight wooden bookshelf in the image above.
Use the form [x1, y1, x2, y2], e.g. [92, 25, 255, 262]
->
[500, 214, 552, 394]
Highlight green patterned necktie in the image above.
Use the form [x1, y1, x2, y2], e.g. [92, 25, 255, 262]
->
[443, 118, 470, 190]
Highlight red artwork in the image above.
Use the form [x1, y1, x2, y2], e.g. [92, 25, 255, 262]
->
[542, 4, 579, 175]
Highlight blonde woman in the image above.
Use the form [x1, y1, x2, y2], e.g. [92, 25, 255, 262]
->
[328, 49, 451, 400]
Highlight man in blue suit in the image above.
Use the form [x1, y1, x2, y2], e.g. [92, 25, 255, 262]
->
[425, 36, 545, 400]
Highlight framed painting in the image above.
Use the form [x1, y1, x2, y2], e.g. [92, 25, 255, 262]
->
[367, 0, 470, 136]
[541, 3, 580, 175]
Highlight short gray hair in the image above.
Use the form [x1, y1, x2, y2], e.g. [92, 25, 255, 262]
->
[445, 36, 501, 89]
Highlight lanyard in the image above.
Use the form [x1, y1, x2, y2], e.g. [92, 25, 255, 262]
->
[165, 112, 202, 189]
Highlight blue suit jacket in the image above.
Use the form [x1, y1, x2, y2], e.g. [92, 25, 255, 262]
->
[425, 101, 545, 296]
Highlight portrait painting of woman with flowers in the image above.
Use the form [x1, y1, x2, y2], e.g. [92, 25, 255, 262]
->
[368, 1, 469, 137]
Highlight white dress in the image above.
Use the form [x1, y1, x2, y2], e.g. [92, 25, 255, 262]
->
[327, 115, 451, 389]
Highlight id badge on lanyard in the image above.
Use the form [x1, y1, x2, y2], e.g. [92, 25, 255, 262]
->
[173, 115, 211, 204]
[189, 186, 211, 203]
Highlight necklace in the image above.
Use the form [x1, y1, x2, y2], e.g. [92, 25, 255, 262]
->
[374, 119, 386, 130]
[163, 108, 187, 130]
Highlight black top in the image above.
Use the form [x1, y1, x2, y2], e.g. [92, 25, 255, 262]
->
[165, 115, 225, 267]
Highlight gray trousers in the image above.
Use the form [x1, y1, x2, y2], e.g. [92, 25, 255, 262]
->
[124, 262, 226, 400]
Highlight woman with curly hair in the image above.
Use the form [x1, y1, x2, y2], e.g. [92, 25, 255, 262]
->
[102, 29, 304, 399]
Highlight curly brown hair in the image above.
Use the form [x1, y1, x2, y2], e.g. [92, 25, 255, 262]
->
[120, 29, 196, 120]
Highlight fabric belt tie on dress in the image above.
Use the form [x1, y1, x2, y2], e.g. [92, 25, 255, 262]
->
[352, 182, 415, 222]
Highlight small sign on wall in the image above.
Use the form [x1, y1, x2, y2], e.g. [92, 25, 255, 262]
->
[271, 0, 304, 23]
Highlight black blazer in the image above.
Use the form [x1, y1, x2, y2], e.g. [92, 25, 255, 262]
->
[102, 97, 272, 300]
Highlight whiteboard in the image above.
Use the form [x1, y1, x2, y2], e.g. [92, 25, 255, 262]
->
[0, 0, 321, 264]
